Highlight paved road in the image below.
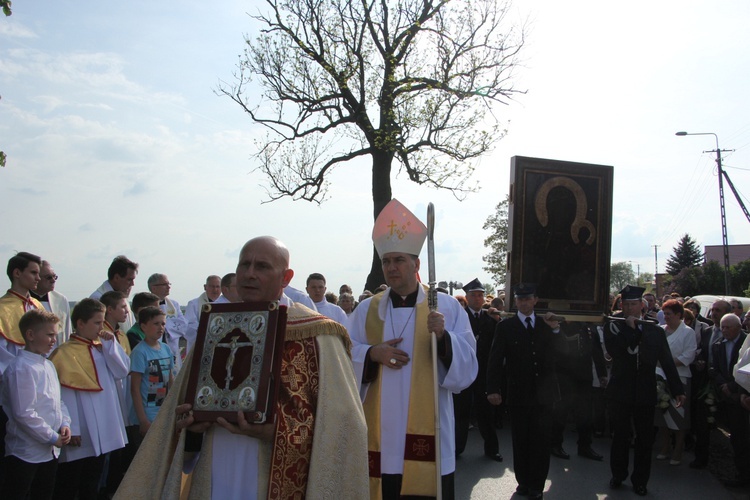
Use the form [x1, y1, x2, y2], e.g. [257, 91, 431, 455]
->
[455, 426, 748, 499]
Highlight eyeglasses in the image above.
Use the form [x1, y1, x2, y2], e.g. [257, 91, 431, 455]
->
[42, 274, 58, 282]
[154, 283, 172, 287]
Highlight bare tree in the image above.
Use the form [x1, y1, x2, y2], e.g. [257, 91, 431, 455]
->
[220, 0, 525, 289]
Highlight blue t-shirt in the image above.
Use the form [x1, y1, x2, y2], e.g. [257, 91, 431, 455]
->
[129, 341, 174, 425]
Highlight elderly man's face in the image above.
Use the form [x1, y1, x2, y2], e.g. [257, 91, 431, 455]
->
[721, 315, 742, 341]
[37, 263, 57, 295]
[149, 275, 171, 300]
[236, 238, 293, 302]
[205, 278, 222, 301]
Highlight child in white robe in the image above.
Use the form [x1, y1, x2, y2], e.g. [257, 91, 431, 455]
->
[2, 309, 71, 500]
[50, 298, 129, 500]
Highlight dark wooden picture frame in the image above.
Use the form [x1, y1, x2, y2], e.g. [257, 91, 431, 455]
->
[184, 301, 287, 424]
[506, 156, 613, 321]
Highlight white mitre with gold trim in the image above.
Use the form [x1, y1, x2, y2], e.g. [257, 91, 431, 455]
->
[372, 199, 427, 258]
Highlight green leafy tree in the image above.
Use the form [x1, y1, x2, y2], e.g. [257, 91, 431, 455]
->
[610, 262, 636, 293]
[220, 0, 524, 291]
[665, 234, 703, 276]
[483, 282, 496, 296]
[638, 271, 654, 287]
[666, 267, 702, 297]
[482, 197, 509, 288]
[730, 259, 750, 296]
[668, 260, 725, 296]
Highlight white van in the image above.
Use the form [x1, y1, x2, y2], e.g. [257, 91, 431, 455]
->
[687, 294, 750, 321]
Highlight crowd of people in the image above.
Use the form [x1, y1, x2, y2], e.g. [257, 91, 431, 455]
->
[1, 199, 749, 499]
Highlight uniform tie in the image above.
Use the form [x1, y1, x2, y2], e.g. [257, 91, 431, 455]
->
[525, 316, 533, 332]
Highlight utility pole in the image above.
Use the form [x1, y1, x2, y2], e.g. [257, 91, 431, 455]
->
[652, 245, 660, 276]
[676, 131, 733, 295]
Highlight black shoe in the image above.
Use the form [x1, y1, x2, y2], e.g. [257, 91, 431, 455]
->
[723, 477, 750, 488]
[578, 446, 603, 461]
[528, 491, 543, 500]
[609, 478, 622, 489]
[485, 452, 503, 462]
[633, 485, 647, 496]
[515, 484, 529, 496]
[689, 459, 707, 469]
[550, 446, 570, 459]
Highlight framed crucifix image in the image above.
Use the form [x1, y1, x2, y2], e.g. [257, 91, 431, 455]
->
[184, 301, 287, 424]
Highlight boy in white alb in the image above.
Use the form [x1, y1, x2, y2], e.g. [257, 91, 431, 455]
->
[50, 298, 129, 500]
[2, 309, 71, 500]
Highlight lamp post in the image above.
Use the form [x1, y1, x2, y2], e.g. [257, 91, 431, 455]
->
[675, 131, 730, 294]
[438, 280, 463, 295]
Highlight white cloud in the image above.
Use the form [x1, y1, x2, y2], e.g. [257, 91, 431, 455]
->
[0, 21, 37, 39]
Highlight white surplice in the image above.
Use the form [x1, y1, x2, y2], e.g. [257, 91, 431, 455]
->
[59, 337, 130, 462]
[314, 299, 348, 325]
[347, 286, 477, 475]
[185, 292, 212, 346]
[38, 290, 72, 345]
[160, 297, 190, 372]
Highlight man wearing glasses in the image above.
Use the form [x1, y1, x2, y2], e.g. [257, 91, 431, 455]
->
[30, 260, 72, 345]
[147, 273, 189, 371]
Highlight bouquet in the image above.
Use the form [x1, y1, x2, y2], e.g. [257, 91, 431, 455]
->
[655, 375, 671, 413]
[696, 382, 718, 428]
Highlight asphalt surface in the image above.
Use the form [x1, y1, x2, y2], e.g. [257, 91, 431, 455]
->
[454, 425, 748, 499]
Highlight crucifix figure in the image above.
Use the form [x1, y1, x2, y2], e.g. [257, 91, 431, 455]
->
[216, 335, 253, 390]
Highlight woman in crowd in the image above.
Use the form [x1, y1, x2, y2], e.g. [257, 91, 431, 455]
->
[655, 299, 697, 465]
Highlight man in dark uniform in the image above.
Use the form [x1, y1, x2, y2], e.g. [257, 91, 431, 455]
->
[604, 285, 685, 497]
[549, 322, 607, 461]
[453, 279, 501, 461]
[487, 283, 563, 500]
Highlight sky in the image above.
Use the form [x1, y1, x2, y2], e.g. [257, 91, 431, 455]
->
[2, 1, 750, 305]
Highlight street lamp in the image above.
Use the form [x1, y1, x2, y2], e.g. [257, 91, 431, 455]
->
[675, 131, 730, 294]
[438, 280, 463, 295]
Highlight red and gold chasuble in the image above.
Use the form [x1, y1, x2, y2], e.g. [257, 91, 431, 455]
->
[267, 312, 351, 498]
[363, 287, 438, 498]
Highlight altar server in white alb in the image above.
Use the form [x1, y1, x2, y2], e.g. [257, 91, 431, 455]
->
[50, 298, 130, 500]
[347, 199, 478, 500]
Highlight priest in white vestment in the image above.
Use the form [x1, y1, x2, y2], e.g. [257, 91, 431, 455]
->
[347, 199, 477, 500]
[30, 260, 72, 345]
[90, 255, 138, 332]
[184, 275, 222, 343]
[147, 273, 191, 371]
